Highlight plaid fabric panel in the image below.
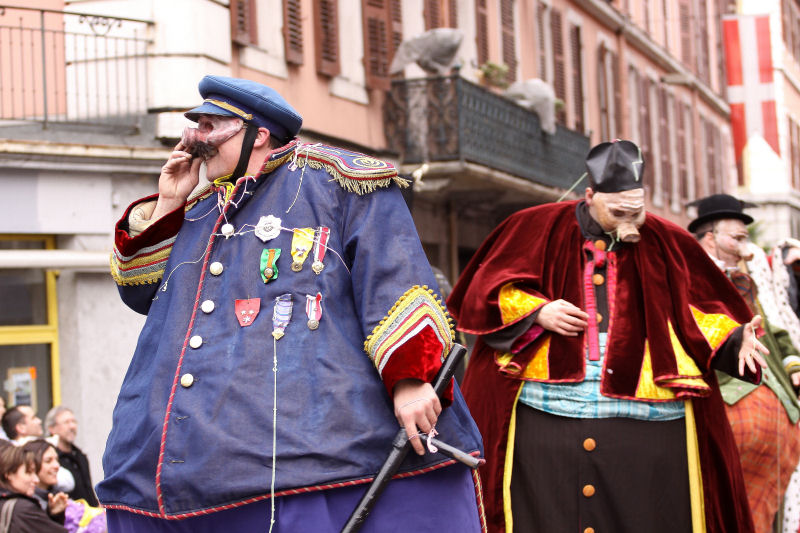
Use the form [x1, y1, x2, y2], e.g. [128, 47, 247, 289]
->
[725, 385, 800, 532]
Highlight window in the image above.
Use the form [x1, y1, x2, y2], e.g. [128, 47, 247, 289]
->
[231, 0, 258, 47]
[314, 0, 339, 76]
[597, 44, 621, 139]
[637, 73, 655, 194]
[537, 3, 548, 81]
[657, 86, 673, 206]
[363, 0, 403, 90]
[790, 116, 800, 191]
[0, 236, 60, 419]
[696, 0, 710, 84]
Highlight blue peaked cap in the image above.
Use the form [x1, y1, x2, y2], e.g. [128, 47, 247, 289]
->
[185, 75, 303, 142]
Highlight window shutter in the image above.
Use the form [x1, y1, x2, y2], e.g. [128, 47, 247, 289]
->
[569, 24, 584, 133]
[283, 0, 303, 64]
[638, 75, 653, 193]
[447, 0, 458, 28]
[658, 86, 672, 204]
[790, 117, 800, 190]
[314, 0, 340, 76]
[475, 0, 489, 65]
[705, 120, 719, 193]
[696, 0, 710, 84]
[676, 101, 689, 202]
[501, 0, 517, 83]
[424, 0, 442, 30]
[362, 0, 401, 90]
[551, 8, 566, 124]
[537, 3, 548, 81]
[598, 46, 609, 139]
[611, 50, 622, 138]
[679, 0, 692, 66]
[231, 0, 258, 47]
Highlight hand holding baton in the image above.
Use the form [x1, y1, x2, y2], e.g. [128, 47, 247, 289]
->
[340, 343, 477, 533]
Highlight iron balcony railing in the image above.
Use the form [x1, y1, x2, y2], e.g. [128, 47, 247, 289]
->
[384, 74, 591, 191]
[0, 5, 152, 127]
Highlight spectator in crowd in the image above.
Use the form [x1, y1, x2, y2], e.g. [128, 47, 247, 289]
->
[0, 441, 67, 532]
[24, 439, 107, 533]
[2, 405, 43, 444]
[690, 193, 800, 531]
[46, 407, 98, 507]
[0, 397, 8, 440]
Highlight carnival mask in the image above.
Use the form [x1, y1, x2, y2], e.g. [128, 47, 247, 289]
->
[588, 188, 646, 244]
[180, 116, 245, 160]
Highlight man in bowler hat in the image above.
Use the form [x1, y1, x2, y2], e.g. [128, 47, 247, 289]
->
[99, 75, 484, 532]
[690, 193, 800, 532]
[448, 140, 767, 532]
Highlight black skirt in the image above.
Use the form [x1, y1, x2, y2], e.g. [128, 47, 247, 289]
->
[510, 404, 692, 533]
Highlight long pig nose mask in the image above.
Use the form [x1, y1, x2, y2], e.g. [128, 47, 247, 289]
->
[181, 116, 245, 159]
[591, 189, 646, 246]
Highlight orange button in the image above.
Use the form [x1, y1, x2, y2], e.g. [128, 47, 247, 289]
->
[583, 438, 596, 451]
[594, 240, 606, 251]
[582, 484, 595, 497]
[596, 313, 602, 323]
[592, 273, 604, 285]
[584, 528, 595, 533]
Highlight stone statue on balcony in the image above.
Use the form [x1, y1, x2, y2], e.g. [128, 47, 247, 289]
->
[389, 28, 463, 77]
[503, 78, 556, 135]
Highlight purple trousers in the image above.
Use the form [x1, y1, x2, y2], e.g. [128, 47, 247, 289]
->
[107, 464, 482, 533]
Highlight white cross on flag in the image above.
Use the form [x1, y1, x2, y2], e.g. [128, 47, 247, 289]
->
[723, 14, 780, 164]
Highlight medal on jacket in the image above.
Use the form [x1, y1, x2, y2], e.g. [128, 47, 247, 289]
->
[255, 215, 282, 242]
[260, 248, 280, 283]
[272, 294, 293, 339]
[306, 292, 322, 330]
[235, 298, 261, 327]
[290, 228, 314, 272]
[311, 226, 330, 275]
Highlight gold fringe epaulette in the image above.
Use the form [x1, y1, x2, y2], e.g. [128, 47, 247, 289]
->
[291, 144, 408, 195]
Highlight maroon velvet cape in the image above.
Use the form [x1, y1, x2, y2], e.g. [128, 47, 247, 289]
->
[447, 201, 757, 533]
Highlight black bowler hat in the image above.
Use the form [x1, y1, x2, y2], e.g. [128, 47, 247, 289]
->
[687, 194, 756, 233]
[185, 75, 303, 142]
[585, 140, 645, 193]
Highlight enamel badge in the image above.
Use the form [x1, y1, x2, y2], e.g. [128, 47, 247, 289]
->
[255, 215, 282, 242]
[260, 248, 281, 283]
[272, 294, 293, 339]
[235, 298, 261, 327]
[306, 293, 322, 330]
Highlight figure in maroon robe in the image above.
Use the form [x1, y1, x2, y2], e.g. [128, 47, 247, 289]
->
[448, 140, 767, 533]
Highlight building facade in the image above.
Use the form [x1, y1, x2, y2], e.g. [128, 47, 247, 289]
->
[0, 0, 750, 483]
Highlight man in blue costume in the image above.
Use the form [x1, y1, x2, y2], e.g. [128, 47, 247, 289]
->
[99, 75, 484, 532]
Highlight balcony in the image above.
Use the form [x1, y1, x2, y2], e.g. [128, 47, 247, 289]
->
[0, 5, 152, 129]
[384, 73, 590, 196]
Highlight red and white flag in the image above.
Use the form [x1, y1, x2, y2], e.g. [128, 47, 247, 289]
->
[723, 15, 779, 163]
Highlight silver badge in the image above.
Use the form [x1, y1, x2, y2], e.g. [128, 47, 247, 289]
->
[255, 215, 282, 242]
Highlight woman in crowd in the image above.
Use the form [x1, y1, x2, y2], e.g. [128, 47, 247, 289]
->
[0, 441, 67, 532]
[22, 439, 106, 533]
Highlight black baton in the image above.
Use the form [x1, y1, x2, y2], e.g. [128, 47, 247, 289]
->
[340, 343, 470, 533]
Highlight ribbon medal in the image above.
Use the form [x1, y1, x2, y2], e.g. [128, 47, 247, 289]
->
[311, 227, 330, 275]
[255, 215, 282, 242]
[290, 228, 315, 272]
[235, 298, 261, 327]
[260, 248, 281, 283]
[306, 293, 322, 330]
[272, 294, 293, 339]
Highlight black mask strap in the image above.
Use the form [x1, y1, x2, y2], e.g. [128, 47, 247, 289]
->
[231, 123, 260, 180]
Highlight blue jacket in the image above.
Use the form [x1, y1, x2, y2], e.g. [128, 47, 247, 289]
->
[99, 141, 483, 518]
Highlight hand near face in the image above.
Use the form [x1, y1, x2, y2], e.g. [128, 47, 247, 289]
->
[48, 491, 68, 516]
[535, 299, 589, 337]
[152, 141, 203, 220]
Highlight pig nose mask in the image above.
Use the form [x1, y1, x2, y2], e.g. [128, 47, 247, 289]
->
[181, 117, 245, 159]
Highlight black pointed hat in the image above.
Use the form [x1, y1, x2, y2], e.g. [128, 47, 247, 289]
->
[585, 140, 645, 193]
[686, 194, 756, 233]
